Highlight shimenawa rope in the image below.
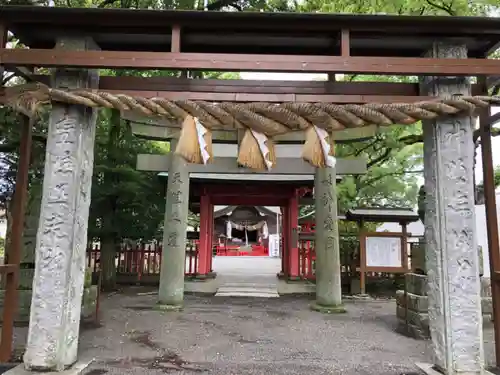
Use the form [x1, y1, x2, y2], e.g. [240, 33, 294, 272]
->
[5, 83, 500, 170]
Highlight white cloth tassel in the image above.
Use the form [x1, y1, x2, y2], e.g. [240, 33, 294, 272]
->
[313, 125, 336, 168]
[262, 222, 269, 239]
[194, 118, 210, 165]
[226, 220, 232, 239]
[250, 129, 273, 170]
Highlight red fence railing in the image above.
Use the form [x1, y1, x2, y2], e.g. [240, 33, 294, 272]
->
[298, 237, 316, 280]
[86, 240, 199, 282]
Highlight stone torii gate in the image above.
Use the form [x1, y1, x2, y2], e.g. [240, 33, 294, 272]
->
[1, 6, 500, 375]
[134, 137, 367, 296]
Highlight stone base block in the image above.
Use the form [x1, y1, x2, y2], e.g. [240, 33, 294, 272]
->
[396, 290, 428, 312]
[405, 273, 427, 295]
[482, 297, 493, 315]
[397, 306, 429, 333]
[310, 302, 346, 314]
[481, 277, 492, 298]
[397, 320, 430, 340]
[155, 303, 183, 312]
[0, 286, 98, 324]
[277, 279, 315, 295]
[4, 359, 93, 375]
[185, 279, 218, 295]
[350, 278, 361, 294]
[415, 362, 494, 375]
[396, 274, 493, 340]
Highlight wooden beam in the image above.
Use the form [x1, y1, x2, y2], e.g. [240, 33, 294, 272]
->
[137, 154, 367, 175]
[23, 75, 430, 94]
[128, 119, 380, 144]
[2, 49, 500, 75]
[5, 74, 485, 98]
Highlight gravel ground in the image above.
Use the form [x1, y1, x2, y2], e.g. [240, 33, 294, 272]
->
[75, 287, 432, 375]
[10, 287, 497, 375]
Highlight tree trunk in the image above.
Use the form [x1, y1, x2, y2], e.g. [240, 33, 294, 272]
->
[99, 109, 121, 291]
[100, 235, 117, 291]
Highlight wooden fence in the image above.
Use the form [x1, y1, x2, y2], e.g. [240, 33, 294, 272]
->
[86, 240, 199, 284]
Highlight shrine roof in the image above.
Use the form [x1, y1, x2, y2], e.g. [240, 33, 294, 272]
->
[1, 6, 499, 58]
[345, 207, 419, 223]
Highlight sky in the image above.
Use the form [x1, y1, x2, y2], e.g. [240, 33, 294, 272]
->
[241, 72, 500, 187]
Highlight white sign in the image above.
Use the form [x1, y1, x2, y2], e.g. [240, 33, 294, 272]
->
[365, 236, 402, 268]
[268, 234, 280, 257]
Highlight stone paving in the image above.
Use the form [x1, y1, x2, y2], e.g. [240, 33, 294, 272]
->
[76, 290, 433, 375]
[9, 288, 498, 375]
[7, 256, 498, 374]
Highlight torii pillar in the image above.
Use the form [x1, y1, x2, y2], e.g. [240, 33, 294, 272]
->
[23, 37, 99, 372]
[158, 144, 190, 310]
[417, 41, 484, 375]
[311, 166, 344, 313]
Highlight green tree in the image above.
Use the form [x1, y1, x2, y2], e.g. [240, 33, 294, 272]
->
[89, 108, 166, 290]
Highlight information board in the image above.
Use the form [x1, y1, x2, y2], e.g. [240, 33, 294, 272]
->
[365, 236, 402, 268]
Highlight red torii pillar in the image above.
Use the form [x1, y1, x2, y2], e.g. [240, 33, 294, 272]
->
[288, 190, 300, 279]
[280, 189, 300, 279]
[198, 192, 212, 276]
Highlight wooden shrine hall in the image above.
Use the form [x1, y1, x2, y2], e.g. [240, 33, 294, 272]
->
[1, 5, 500, 375]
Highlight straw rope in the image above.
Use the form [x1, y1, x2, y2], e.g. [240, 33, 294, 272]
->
[5, 83, 500, 136]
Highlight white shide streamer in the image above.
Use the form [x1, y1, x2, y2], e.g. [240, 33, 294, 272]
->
[250, 129, 273, 170]
[262, 221, 269, 239]
[313, 125, 336, 168]
[226, 220, 232, 239]
[194, 117, 210, 165]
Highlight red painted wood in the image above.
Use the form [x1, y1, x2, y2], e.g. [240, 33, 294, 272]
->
[207, 202, 214, 273]
[288, 191, 300, 278]
[210, 196, 288, 206]
[198, 194, 211, 275]
[282, 205, 289, 278]
[202, 184, 297, 197]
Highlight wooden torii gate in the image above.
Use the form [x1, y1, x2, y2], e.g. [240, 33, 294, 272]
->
[1, 6, 500, 375]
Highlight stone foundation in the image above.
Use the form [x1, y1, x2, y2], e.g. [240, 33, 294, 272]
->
[0, 286, 98, 324]
[396, 273, 492, 339]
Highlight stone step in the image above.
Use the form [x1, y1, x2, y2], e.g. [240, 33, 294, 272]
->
[215, 285, 280, 298]
[217, 286, 277, 293]
[215, 291, 280, 298]
[218, 283, 278, 289]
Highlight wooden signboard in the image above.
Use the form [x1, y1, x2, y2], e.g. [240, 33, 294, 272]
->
[359, 231, 410, 294]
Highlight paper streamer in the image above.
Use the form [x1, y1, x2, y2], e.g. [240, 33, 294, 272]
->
[313, 125, 336, 168]
[194, 117, 210, 165]
[250, 129, 273, 170]
[226, 220, 232, 239]
[262, 222, 269, 239]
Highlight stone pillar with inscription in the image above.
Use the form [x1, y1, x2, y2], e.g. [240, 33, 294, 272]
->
[418, 42, 484, 375]
[23, 37, 99, 371]
[311, 167, 345, 313]
[158, 150, 189, 310]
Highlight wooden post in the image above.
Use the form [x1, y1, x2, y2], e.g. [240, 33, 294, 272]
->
[401, 222, 409, 271]
[479, 78, 500, 367]
[198, 193, 211, 276]
[282, 204, 289, 278]
[0, 116, 32, 362]
[207, 201, 214, 274]
[359, 221, 366, 295]
[288, 191, 300, 279]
